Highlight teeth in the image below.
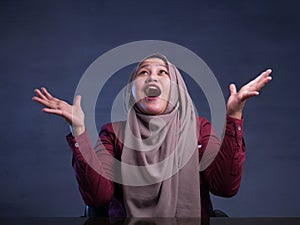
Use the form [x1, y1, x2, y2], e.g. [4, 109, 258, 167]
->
[149, 86, 157, 90]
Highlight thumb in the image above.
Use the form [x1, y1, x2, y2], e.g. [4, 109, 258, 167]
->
[229, 83, 237, 95]
[74, 95, 82, 107]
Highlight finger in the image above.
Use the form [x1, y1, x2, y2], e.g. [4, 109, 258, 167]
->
[252, 69, 272, 83]
[41, 87, 53, 99]
[42, 108, 63, 116]
[261, 75, 272, 86]
[255, 71, 273, 90]
[240, 90, 260, 101]
[246, 69, 272, 92]
[264, 68, 272, 75]
[33, 96, 61, 109]
[34, 88, 48, 100]
[74, 95, 81, 107]
[32, 96, 51, 107]
[229, 83, 237, 95]
[43, 108, 73, 124]
[257, 69, 273, 81]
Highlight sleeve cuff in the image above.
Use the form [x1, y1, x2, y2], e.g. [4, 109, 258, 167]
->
[226, 115, 244, 146]
[66, 130, 93, 156]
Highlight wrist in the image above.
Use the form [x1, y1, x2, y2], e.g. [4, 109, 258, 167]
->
[72, 125, 85, 137]
[227, 111, 242, 119]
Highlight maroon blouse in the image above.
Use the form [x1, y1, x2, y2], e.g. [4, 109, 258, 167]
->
[66, 116, 245, 218]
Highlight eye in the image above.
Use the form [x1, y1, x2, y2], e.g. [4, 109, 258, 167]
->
[137, 70, 148, 76]
[159, 70, 169, 76]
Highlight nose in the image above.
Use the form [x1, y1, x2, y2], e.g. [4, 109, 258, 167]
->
[146, 72, 158, 83]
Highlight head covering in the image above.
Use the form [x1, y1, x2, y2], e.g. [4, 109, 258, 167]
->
[121, 54, 201, 217]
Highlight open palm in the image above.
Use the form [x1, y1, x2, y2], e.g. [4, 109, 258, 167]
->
[32, 87, 85, 136]
[227, 69, 272, 119]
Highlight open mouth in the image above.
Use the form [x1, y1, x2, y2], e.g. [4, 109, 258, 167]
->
[144, 85, 161, 98]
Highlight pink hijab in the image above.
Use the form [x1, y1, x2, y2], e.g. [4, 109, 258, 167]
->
[121, 54, 201, 217]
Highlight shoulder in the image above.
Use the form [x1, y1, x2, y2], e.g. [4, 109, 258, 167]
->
[99, 121, 126, 142]
[196, 116, 212, 128]
[196, 116, 214, 141]
[100, 121, 125, 133]
[196, 116, 210, 123]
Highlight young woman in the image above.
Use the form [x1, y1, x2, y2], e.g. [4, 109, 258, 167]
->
[33, 54, 272, 218]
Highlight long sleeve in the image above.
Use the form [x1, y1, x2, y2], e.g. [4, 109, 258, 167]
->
[199, 116, 245, 197]
[66, 123, 122, 207]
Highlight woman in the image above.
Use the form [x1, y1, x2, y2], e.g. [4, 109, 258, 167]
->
[33, 54, 272, 218]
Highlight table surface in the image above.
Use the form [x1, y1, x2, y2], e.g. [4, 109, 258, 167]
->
[0, 217, 300, 225]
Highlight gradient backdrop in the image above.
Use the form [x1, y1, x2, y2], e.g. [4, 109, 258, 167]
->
[0, 0, 299, 217]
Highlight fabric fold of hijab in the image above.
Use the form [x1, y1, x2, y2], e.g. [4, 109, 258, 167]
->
[121, 54, 201, 217]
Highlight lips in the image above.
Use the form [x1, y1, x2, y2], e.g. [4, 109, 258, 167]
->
[144, 84, 161, 97]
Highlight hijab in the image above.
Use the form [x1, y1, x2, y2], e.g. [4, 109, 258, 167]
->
[121, 54, 201, 217]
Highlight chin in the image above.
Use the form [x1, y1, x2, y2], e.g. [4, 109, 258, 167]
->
[136, 99, 168, 115]
[140, 105, 166, 115]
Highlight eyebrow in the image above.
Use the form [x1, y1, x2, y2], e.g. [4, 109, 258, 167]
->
[138, 64, 168, 69]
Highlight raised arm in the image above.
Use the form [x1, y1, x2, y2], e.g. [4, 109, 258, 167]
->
[202, 69, 272, 196]
[33, 87, 115, 207]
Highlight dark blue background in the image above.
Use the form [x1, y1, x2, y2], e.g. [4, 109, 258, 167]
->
[1, 0, 299, 217]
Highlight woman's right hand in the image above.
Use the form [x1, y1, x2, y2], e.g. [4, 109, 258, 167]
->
[32, 87, 85, 136]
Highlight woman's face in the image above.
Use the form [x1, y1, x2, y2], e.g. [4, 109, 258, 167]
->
[131, 57, 171, 115]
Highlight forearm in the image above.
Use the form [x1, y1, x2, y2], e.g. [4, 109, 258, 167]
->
[67, 130, 114, 207]
[204, 116, 245, 197]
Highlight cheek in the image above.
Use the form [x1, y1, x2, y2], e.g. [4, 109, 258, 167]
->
[162, 80, 171, 98]
[131, 80, 143, 100]
[131, 87, 138, 102]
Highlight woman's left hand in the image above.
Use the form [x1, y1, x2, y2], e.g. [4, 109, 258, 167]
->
[226, 69, 272, 119]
